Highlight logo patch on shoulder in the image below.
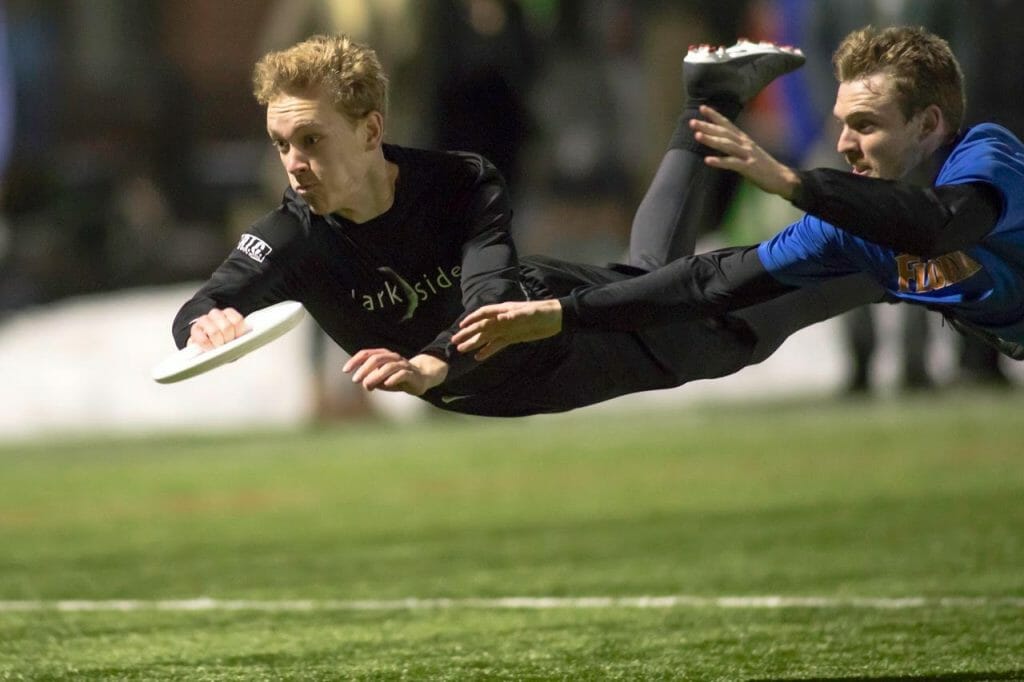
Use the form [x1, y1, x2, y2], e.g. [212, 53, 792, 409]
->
[236, 233, 273, 263]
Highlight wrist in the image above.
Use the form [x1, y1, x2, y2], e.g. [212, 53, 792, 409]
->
[410, 354, 449, 389]
[538, 298, 563, 321]
[780, 165, 802, 202]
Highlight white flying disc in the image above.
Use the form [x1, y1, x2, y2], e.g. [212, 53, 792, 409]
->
[152, 301, 305, 384]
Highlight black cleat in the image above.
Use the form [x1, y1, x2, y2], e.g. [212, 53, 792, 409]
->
[684, 39, 805, 106]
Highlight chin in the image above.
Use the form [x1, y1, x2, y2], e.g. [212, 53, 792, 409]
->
[302, 197, 327, 214]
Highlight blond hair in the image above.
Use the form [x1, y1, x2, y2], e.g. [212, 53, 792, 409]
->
[833, 26, 965, 133]
[253, 34, 389, 120]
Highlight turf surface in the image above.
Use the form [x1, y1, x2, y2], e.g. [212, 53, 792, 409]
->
[0, 392, 1022, 680]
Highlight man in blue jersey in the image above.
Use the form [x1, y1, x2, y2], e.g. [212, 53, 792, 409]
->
[453, 25, 1024, 364]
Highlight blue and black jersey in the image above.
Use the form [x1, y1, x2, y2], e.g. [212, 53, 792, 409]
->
[562, 123, 1024, 358]
[761, 123, 1024, 345]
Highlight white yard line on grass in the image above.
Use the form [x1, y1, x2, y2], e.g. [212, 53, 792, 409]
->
[1, 595, 1022, 612]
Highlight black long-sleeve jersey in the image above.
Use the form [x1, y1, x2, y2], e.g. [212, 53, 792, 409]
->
[174, 144, 551, 383]
[560, 165, 1002, 332]
[175, 143, 692, 408]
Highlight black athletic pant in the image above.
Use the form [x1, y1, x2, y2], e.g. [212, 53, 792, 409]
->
[625, 119, 883, 364]
[430, 112, 883, 416]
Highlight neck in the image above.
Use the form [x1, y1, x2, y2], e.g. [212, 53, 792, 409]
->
[336, 154, 399, 224]
[905, 135, 957, 187]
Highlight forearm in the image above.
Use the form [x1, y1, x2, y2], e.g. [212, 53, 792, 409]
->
[792, 169, 1001, 256]
[172, 252, 292, 349]
[172, 282, 286, 349]
[560, 246, 794, 331]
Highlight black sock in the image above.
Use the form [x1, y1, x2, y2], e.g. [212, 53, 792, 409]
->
[669, 100, 743, 154]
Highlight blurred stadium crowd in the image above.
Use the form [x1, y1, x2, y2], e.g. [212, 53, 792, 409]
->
[0, 0, 1021, 394]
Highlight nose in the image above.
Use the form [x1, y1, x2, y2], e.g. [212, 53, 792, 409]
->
[284, 147, 308, 175]
[836, 126, 858, 155]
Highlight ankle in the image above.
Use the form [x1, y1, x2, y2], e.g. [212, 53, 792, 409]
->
[669, 104, 741, 154]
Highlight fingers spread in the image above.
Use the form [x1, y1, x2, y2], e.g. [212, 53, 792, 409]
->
[381, 367, 413, 389]
[453, 319, 492, 350]
[703, 155, 744, 173]
[352, 356, 386, 384]
[455, 331, 484, 353]
[458, 309, 488, 328]
[343, 348, 386, 373]
[342, 354, 362, 373]
[361, 362, 396, 390]
[363, 359, 409, 391]
[459, 304, 507, 327]
[698, 104, 730, 125]
[451, 321, 479, 346]
[694, 130, 731, 153]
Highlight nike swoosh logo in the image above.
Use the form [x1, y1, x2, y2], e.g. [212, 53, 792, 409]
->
[440, 394, 473, 404]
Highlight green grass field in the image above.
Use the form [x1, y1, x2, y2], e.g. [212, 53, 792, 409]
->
[1, 392, 1022, 680]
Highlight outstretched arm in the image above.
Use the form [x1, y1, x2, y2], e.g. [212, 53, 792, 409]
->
[452, 300, 564, 360]
[172, 210, 300, 348]
[453, 245, 794, 360]
[693, 105, 1001, 256]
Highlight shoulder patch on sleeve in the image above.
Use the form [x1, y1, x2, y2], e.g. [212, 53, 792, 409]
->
[236, 233, 273, 263]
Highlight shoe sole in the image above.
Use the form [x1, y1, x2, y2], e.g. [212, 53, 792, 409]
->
[684, 39, 804, 65]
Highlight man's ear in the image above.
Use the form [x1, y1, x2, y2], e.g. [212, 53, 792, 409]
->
[362, 111, 385, 150]
[917, 104, 944, 141]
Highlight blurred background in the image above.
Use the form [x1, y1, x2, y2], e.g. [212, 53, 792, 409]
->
[0, 0, 1021, 438]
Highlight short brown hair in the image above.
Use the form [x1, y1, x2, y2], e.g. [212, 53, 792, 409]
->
[833, 26, 965, 132]
[252, 34, 389, 120]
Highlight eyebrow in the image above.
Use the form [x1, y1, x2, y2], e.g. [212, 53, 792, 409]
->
[833, 108, 877, 123]
[267, 120, 322, 138]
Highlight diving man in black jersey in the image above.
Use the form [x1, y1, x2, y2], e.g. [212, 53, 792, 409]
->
[174, 34, 878, 417]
